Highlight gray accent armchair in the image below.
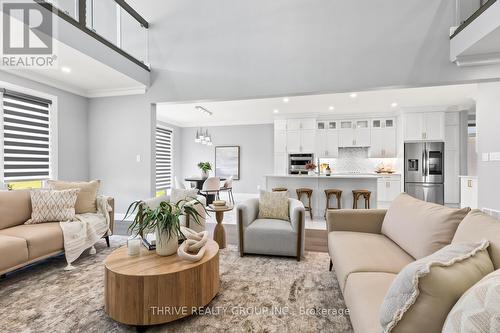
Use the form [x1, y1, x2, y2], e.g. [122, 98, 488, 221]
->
[236, 198, 305, 261]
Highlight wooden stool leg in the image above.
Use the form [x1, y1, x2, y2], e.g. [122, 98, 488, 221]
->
[324, 194, 328, 218]
[337, 194, 341, 209]
[366, 195, 370, 209]
[308, 194, 313, 219]
[353, 194, 357, 209]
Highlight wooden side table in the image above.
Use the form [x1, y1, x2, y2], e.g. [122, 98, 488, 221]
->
[207, 204, 234, 249]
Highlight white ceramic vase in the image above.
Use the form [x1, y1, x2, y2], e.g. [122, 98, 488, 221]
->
[155, 229, 179, 256]
[308, 170, 315, 176]
[201, 170, 209, 178]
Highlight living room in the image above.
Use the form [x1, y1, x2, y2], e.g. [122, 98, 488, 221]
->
[1, 1, 500, 332]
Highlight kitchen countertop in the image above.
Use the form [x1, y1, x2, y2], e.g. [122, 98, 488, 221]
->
[265, 174, 396, 179]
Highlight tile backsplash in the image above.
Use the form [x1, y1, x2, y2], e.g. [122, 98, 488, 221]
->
[319, 147, 400, 173]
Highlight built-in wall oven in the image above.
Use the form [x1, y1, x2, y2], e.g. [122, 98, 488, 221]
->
[404, 142, 445, 204]
[289, 153, 314, 175]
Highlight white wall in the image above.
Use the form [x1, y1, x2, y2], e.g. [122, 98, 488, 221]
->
[180, 125, 274, 194]
[0, 71, 89, 181]
[476, 82, 500, 211]
[88, 96, 153, 212]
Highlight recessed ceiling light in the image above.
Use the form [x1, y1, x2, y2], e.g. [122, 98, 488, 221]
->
[329, 106, 335, 111]
[349, 93, 357, 98]
[282, 97, 289, 103]
[273, 109, 279, 114]
[61, 66, 71, 73]
[391, 102, 398, 108]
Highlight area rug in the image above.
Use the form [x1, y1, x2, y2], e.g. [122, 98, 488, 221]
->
[0, 236, 353, 333]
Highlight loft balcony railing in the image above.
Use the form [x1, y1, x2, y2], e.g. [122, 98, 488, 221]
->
[36, 0, 150, 71]
[451, 0, 497, 38]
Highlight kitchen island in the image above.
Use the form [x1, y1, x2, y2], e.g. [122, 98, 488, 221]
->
[265, 174, 379, 218]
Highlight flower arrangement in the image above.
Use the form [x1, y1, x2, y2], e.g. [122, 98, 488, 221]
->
[305, 162, 317, 171]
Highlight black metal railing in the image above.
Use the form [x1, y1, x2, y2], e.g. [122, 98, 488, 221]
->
[35, 0, 150, 71]
[451, 0, 497, 39]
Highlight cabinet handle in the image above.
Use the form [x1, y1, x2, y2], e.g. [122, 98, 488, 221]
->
[386, 182, 390, 188]
[468, 180, 472, 188]
[325, 150, 328, 156]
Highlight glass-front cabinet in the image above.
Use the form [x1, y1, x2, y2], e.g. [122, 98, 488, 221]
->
[316, 120, 339, 157]
[372, 118, 395, 129]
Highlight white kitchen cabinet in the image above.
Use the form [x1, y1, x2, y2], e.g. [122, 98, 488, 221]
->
[300, 129, 316, 153]
[274, 119, 287, 131]
[274, 130, 287, 154]
[377, 175, 402, 202]
[287, 118, 315, 131]
[286, 130, 301, 152]
[445, 150, 460, 204]
[370, 127, 396, 158]
[444, 112, 461, 204]
[316, 127, 339, 157]
[424, 112, 445, 141]
[274, 153, 287, 175]
[403, 112, 445, 141]
[460, 176, 478, 209]
[338, 120, 371, 147]
[286, 119, 316, 153]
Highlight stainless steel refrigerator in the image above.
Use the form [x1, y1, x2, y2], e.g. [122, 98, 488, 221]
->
[404, 142, 445, 204]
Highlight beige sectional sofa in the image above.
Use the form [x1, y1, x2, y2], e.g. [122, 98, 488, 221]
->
[327, 195, 500, 333]
[0, 190, 114, 276]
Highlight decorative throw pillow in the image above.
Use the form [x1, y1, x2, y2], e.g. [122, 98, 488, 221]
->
[443, 269, 500, 333]
[47, 180, 100, 214]
[381, 193, 471, 259]
[171, 188, 198, 205]
[26, 189, 80, 224]
[258, 190, 289, 221]
[380, 240, 494, 333]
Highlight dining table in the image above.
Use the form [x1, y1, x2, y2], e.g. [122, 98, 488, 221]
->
[184, 176, 226, 205]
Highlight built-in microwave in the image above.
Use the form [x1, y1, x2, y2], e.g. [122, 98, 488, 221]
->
[289, 153, 314, 175]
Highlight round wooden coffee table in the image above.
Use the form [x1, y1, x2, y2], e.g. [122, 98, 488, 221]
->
[207, 204, 234, 249]
[104, 239, 219, 327]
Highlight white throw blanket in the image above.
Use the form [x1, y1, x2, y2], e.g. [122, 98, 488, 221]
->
[59, 196, 112, 270]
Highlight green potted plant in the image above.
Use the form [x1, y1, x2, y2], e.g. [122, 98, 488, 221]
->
[124, 199, 204, 256]
[197, 162, 212, 178]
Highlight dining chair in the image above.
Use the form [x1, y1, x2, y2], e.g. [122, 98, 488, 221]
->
[219, 176, 234, 204]
[201, 177, 221, 200]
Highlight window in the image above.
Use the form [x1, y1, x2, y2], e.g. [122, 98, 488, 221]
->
[1, 89, 52, 189]
[155, 125, 173, 197]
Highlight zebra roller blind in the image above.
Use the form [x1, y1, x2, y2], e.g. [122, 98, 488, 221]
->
[155, 125, 172, 192]
[2, 90, 51, 182]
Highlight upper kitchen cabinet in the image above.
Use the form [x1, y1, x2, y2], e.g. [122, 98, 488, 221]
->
[274, 120, 287, 153]
[286, 118, 316, 153]
[338, 120, 371, 147]
[403, 112, 445, 141]
[370, 118, 396, 158]
[316, 121, 339, 157]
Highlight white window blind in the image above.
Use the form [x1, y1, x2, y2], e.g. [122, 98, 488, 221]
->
[2, 90, 51, 182]
[155, 125, 172, 192]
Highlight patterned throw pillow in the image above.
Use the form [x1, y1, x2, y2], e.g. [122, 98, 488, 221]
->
[47, 180, 100, 214]
[258, 191, 289, 221]
[443, 269, 500, 333]
[380, 240, 494, 333]
[26, 189, 80, 224]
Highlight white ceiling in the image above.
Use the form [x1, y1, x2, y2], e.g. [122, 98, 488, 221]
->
[2, 39, 146, 97]
[156, 84, 477, 127]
